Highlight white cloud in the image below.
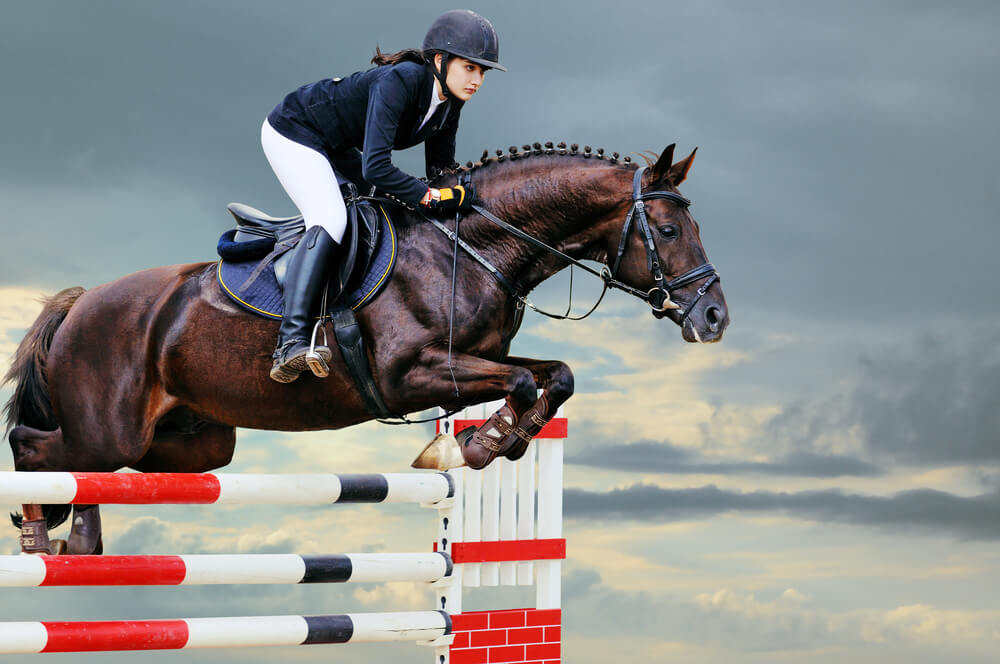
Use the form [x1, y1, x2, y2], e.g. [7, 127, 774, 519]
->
[524, 313, 756, 446]
[0, 287, 46, 373]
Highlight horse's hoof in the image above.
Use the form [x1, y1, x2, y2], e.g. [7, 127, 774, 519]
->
[48, 539, 67, 555]
[411, 433, 466, 470]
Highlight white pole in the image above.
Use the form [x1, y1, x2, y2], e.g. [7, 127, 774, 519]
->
[499, 457, 517, 585]
[516, 443, 536, 585]
[535, 435, 563, 610]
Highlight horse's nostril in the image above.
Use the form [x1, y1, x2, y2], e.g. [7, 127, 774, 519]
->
[706, 305, 722, 331]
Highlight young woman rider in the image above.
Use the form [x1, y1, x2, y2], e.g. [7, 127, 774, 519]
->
[261, 9, 505, 383]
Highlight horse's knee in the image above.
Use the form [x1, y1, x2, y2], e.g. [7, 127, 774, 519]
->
[547, 362, 574, 403]
[506, 367, 538, 405]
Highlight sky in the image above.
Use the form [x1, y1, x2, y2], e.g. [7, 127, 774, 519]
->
[1, 1, 998, 662]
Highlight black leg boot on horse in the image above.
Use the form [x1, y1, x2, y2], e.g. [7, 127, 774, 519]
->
[270, 226, 341, 383]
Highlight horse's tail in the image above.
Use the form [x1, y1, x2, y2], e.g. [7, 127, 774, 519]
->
[4, 286, 85, 531]
[3, 286, 85, 432]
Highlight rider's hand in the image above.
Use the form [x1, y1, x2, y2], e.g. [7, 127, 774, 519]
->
[420, 184, 475, 212]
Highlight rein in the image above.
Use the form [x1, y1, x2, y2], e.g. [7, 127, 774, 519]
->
[422, 166, 719, 321]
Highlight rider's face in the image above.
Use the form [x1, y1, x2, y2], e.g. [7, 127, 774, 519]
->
[435, 55, 486, 101]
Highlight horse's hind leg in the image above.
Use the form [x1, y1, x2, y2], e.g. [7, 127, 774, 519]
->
[60, 419, 235, 554]
[8, 425, 97, 554]
[65, 505, 102, 554]
[9, 425, 73, 554]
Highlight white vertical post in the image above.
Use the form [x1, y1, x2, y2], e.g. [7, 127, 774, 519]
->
[480, 399, 504, 586]
[433, 468, 463, 617]
[499, 458, 517, 585]
[461, 404, 483, 588]
[516, 443, 536, 585]
[535, 436, 563, 610]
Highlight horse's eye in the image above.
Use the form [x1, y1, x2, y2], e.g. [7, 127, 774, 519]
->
[658, 225, 679, 241]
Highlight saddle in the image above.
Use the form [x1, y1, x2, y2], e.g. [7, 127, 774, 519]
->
[223, 183, 381, 296]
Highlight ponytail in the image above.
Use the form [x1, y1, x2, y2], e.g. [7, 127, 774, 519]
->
[371, 46, 427, 66]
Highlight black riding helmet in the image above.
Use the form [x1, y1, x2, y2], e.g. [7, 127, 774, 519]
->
[423, 10, 505, 98]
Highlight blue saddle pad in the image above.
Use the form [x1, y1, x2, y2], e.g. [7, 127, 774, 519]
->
[216, 210, 396, 319]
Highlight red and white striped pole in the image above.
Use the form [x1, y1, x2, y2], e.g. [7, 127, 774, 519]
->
[0, 552, 452, 587]
[0, 471, 452, 505]
[0, 612, 451, 653]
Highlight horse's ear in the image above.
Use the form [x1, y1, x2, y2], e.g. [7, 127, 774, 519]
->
[648, 144, 676, 185]
[666, 147, 697, 186]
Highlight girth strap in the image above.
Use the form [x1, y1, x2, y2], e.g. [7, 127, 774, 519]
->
[330, 307, 394, 419]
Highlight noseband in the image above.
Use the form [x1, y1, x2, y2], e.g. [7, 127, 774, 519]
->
[610, 166, 719, 321]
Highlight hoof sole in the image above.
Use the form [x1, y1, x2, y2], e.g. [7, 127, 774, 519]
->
[412, 433, 466, 470]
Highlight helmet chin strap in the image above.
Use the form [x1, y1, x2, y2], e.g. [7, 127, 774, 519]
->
[433, 52, 453, 99]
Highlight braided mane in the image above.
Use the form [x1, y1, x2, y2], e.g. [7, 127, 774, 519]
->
[430, 141, 645, 183]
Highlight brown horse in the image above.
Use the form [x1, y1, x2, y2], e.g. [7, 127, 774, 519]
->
[4, 143, 728, 554]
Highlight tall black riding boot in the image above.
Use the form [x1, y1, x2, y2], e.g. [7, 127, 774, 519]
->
[270, 226, 341, 383]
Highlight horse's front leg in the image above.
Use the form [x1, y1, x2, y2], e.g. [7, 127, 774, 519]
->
[406, 347, 542, 470]
[497, 356, 575, 460]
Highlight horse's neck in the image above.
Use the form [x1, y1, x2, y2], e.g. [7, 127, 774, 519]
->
[474, 161, 625, 292]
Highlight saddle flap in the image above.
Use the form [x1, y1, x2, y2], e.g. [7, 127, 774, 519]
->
[335, 200, 381, 294]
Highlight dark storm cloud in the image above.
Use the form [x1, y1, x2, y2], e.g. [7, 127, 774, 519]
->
[567, 440, 883, 477]
[565, 483, 1000, 539]
[760, 329, 1000, 466]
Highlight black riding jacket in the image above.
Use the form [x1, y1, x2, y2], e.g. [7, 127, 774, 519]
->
[267, 60, 462, 205]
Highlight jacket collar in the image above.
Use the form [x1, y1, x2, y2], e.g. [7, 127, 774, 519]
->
[413, 63, 461, 137]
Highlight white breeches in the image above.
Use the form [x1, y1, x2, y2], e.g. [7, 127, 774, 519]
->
[260, 119, 347, 243]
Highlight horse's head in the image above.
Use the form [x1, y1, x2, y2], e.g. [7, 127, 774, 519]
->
[604, 145, 729, 342]
[434, 142, 728, 343]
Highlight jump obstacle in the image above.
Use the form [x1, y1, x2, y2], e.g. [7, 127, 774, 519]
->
[0, 402, 565, 663]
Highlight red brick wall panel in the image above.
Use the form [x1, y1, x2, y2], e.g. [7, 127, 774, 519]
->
[452, 609, 561, 664]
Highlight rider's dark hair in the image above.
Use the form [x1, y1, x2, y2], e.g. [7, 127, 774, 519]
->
[371, 47, 428, 66]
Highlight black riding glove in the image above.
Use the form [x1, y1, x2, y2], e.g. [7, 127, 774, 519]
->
[422, 184, 476, 213]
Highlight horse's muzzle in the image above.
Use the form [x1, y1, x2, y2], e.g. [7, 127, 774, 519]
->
[679, 300, 729, 343]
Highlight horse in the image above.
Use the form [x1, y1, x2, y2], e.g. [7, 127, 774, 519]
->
[4, 142, 729, 554]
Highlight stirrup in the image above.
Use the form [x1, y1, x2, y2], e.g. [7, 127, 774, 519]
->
[306, 318, 331, 378]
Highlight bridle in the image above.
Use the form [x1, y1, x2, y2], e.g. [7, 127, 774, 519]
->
[610, 166, 719, 320]
[421, 166, 719, 322]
